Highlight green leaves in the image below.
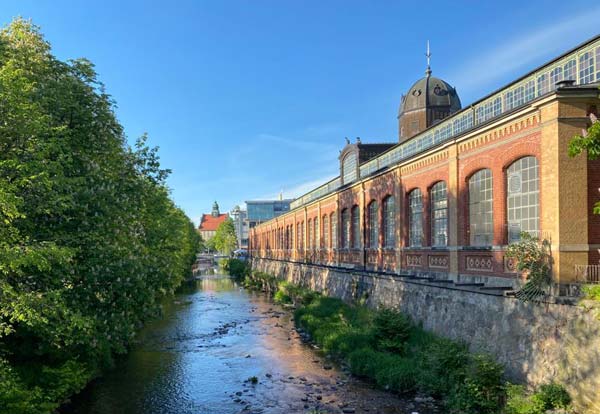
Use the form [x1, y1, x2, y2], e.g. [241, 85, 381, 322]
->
[0, 17, 200, 411]
[212, 218, 238, 255]
[569, 108, 600, 216]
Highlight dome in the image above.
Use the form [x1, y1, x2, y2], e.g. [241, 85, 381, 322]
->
[399, 73, 461, 115]
[397, 67, 462, 142]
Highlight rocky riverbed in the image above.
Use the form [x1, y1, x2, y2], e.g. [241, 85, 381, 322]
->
[61, 275, 439, 414]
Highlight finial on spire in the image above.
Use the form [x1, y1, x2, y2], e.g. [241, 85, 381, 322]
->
[425, 40, 432, 77]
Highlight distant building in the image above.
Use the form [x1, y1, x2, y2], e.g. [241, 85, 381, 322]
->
[246, 199, 293, 229]
[230, 205, 249, 249]
[198, 201, 229, 242]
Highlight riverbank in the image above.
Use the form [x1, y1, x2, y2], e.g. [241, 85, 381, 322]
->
[234, 261, 574, 414]
[61, 275, 442, 414]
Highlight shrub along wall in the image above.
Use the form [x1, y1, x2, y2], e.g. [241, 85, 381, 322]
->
[245, 270, 573, 414]
[0, 19, 200, 413]
[252, 258, 600, 414]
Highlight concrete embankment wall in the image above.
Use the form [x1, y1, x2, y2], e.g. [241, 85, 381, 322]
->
[252, 257, 600, 413]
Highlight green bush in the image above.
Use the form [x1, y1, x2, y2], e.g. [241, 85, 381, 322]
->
[372, 308, 412, 353]
[504, 382, 572, 414]
[537, 383, 571, 410]
[505, 384, 546, 414]
[581, 284, 600, 301]
[374, 357, 419, 393]
[447, 354, 505, 414]
[414, 337, 470, 397]
[221, 258, 250, 279]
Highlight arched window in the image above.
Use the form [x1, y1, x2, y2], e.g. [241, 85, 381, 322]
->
[431, 182, 448, 247]
[341, 209, 350, 248]
[351, 205, 361, 249]
[368, 201, 379, 248]
[382, 196, 395, 248]
[507, 156, 539, 242]
[280, 227, 284, 249]
[297, 222, 303, 250]
[408, 189, 423, 247]
[322, 215, 329, 249]
[469, 169, 493, 246]
[307, 219, 313, 250]
[342, 152, 358, 185]
[331, 213, 337, 249]
[314, 217, 319, 249]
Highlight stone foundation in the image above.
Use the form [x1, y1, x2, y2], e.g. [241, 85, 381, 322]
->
[253, 257, 600, 413]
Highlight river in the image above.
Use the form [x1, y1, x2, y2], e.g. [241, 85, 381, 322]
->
[61, 275, 438, 414]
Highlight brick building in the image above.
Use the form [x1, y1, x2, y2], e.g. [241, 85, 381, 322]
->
[198, 201, 229, 242]
[249, 36, 600, 286]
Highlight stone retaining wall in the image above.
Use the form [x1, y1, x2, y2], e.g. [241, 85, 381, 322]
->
[252, 257, 600, 413]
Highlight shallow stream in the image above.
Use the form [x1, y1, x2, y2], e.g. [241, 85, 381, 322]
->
[61, 275, 438, 414]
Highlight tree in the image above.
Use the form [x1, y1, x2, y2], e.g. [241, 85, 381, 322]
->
[0, 18, 200, 412]
[569, 110, 600, 214]
[212, 218, 238, 255]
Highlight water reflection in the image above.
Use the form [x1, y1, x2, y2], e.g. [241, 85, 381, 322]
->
[62, 275, 435, 414]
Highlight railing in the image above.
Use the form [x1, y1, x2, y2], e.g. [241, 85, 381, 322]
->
[287, 35, 600, 212]
[575, 264, 600, 284]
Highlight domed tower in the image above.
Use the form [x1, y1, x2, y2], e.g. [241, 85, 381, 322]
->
[211, 201, 220, 217]
[398, 43, 461, 142]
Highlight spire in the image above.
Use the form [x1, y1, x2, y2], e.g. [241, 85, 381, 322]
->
[211, 201, 220, 217]
[425, 40, 432, 77]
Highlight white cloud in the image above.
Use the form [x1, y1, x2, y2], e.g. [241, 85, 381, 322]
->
[448, 7, 600, 98]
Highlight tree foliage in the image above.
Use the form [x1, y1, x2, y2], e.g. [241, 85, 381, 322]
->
[212, 218, 238, 255]
[569, 110, 600, 214]
[0, 18, 199, 412]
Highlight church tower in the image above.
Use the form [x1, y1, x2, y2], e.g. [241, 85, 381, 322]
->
[211, 201, 220, 217]
[397, 43, 462, 142]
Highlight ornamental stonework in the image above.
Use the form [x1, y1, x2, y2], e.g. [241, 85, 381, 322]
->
[406, 254, 422, 267]
[428, 255, 449, 268]
[504, 256, 517, 273]
[466, 256, 493, 271]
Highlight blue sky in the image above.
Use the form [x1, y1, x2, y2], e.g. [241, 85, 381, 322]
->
[2, 1, 599, 224]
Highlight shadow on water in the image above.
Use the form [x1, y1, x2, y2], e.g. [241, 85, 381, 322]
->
[61, 275, 437, 414]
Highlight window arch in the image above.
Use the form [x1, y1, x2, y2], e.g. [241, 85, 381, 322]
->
[297, 221, 303, 250]
[408, 189, 423, 247]
[351, 205, 361, 249]
[342, 152, 358, 185]
[431, 181, 448, 247]
[469, 169, 493, 246]
[331, 212, 337, 249]
[507, 156, 539, 242]
[322, 215, 329, 249]
[314, 217, 319, 249]
[382, 196, 395, 248]
[341, 209, 350, 248]
[368, 200, 379, 248]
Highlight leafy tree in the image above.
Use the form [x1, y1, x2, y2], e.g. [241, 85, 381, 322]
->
[0, 18, 200, 412]
[197, 234, 206, 252]
[213, 218, 238, 255]
[569, 110, 600, 214]
[205, 236, 217, 253]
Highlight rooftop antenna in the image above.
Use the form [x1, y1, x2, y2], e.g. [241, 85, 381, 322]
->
[425, 40, 432, 77]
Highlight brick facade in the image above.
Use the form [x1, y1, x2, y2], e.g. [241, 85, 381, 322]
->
[250, 92, 600, 284]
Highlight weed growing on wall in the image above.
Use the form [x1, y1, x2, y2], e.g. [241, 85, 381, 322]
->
[505, 232, 552, 302]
